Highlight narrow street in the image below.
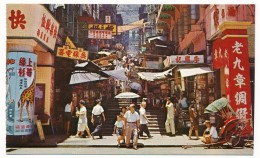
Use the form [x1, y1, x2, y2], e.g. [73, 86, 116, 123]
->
[6, 3, 255, 156]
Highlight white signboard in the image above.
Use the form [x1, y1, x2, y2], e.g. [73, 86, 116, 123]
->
[88, 30, 112, 39]
[7, 4, 60, 51]
[105, 16, 111, 23]
[169, 55, 204, 64]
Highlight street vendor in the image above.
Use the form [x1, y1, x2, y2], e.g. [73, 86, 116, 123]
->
[202, 120, 218, 144]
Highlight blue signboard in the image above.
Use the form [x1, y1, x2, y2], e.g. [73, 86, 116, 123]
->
[6, 52, 37, 135]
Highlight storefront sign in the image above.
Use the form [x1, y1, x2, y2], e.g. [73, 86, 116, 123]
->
[7, 4, 60, 51]
[105, 16, 111, 23]
[65, 36, 76, 49]
[169, 55, 204, 64]
[213, 32, 252, 132]
[57, 46, 89, 61]
[88, 29, 112, 39]
[6, 52, 37, 135]
[88, 23, 117, 35]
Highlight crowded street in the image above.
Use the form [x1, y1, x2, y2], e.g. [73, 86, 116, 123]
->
[5, 3, 255, 156]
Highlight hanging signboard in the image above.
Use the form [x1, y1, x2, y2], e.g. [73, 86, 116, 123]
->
[6, 52, 37, 135]
[88, 29, 112, 39]
[88, 23, 117, 35]
[57, 46, 89, 61]
[169, 55, 204, 64]
[7, 4, 60, 51]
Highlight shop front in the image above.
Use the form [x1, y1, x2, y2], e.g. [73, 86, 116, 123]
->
[6, 4, 59, 145]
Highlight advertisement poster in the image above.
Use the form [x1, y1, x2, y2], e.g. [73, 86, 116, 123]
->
[6, 52, 37, 135]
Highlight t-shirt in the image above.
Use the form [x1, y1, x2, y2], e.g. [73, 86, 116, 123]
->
[139, 107, 148, 124]
[179, 98, 188, 109]
[124, 111, 140, 122]
[166, 102, 174, 119]
[65, 103, 71, 112]
[205, 126, 218, 138]
[92, 104, 104, 115]
[114, 120, 125, 128]
[78, 106, 87, 124]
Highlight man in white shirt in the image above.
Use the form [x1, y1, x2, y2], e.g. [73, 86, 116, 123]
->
[165, 97, 176, 136]
[91, 99, 106, 139]
[139, 102, 152, 138]
[124, 104, 140, 150]
[202, 120, 218, 144]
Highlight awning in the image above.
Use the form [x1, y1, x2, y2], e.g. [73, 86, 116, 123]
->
[118, 19, 144, 33]
[138, 68, 173, 81]
[74, 61, 101, 72]
[103, 68, 127, 81]
[69, 71, 107, 85]
[178, 67, 213, 78]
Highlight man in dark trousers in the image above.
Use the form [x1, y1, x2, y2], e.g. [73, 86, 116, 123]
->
[139, 101, 152, 138]
[91, 99, 106, 139]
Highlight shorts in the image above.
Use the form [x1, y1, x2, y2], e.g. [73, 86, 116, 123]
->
[116, 127, 123, 136]
[64, 112, 71, 121]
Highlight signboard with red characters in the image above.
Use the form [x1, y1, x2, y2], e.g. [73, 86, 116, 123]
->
[57, 46, 89, 61]
[88, 29, 112, 39]
[213, 35, 252, 133]
[169, 55, 204, 64]
[6, 52, 37, 135]
[7, 4, 59, 51]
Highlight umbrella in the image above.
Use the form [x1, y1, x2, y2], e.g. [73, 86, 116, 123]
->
[115, 92, 140, 99]
[204, 98, 235, 114]
[129, 82, 142, 91]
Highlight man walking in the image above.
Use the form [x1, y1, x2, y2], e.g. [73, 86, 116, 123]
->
[124, 104, 140, 150]
[91, 99, 106, 139]
[139, 102, 152, 138]
[165, 97, 175, 136]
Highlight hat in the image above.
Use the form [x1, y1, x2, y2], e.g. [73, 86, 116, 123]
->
[204, 120, 211, 124]
[129, 104, 135, 108]
[79, 100, 85, 104]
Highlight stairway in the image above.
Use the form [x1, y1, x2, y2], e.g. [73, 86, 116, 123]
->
[101, 100, 167, 136]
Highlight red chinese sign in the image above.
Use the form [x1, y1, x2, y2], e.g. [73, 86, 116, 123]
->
[213, 32, 252, 132]
[88, 29, 112, 39]
[169, 55, 204, 64]
[57, 46, 89, 61]
[7, 5, 60, 51]
[8, 10, 26, 30]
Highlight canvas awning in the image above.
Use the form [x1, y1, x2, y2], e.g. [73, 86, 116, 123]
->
[69, 71, 107, 85]
[103, 68, 128, 81]
[137, 68, 174, 81]
[178, 67, 213, 78]
[117, 19, 144, 33]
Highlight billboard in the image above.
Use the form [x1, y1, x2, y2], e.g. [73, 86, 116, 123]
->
[88, 23, 117, 35]
[7, 4, 60, 51]
[6, 52, 37, 135]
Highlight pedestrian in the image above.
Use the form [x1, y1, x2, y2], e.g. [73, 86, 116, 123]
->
[165, 97, 175, 136]
[64, 100, 72, 135]
[75, 100, 91, 138]
[91, 99, 106, 139]
[179, 93, 188, 110]
[202, 120, 218, 144]
[124, 104, 140, 150]
[188, 101, 199, 140]
[139, 102, 152, 138]
[113, 115, 125, 148]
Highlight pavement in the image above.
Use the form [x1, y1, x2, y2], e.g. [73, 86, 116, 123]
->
[57, 134, 204, 148]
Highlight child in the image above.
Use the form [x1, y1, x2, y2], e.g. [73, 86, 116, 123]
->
[113, 115, 125, 148]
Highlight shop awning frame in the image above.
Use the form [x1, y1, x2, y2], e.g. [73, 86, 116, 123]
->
[178, 67, 213, 78]
[137, 67, 175, 81]
[69, 70, 107, 85]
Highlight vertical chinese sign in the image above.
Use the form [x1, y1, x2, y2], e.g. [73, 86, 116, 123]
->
[213, 31, 252, 132]
[6, 52, 37, 135]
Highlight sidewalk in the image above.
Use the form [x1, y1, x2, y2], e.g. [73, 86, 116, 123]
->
[57, 134, 204, 147]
